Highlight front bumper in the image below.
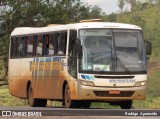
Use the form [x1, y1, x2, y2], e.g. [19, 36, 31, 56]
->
[76, 85, 146, 101]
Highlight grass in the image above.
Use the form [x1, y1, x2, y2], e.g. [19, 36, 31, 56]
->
[0, 85, 26, 106]
[0, 85, 62, 107]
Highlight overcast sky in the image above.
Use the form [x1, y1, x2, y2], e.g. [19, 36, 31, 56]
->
[81, 0, 120, 14]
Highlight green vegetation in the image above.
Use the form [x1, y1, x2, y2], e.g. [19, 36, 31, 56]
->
[0, 85, 62, 107]
[0, 86, 26, 106]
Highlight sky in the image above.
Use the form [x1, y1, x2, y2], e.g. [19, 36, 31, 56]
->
[81, 0, 120, 14]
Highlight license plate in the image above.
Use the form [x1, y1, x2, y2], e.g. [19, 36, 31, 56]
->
[109, 90, 120, 94]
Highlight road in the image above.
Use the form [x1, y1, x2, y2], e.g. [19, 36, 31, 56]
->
[0, 106, 159, 119]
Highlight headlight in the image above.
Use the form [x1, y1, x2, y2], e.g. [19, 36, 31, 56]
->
[80, 80, 95, 86]
[134, 81, 146, 87]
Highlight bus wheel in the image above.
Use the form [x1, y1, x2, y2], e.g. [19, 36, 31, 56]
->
[64, 83, 77, 108]
[28, 85, 47, 107]
[120, 100, 132, 109]
[28, 85, 38, 107]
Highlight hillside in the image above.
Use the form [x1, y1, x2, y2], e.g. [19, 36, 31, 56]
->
[113, 5, 160, 108]
[116, 5, 160, 55]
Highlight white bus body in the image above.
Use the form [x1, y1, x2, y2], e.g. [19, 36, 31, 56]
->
[8, 21, 148, 109]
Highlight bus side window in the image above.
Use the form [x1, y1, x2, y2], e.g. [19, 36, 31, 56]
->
[10, 37, 17, 58]
[17, 37, 25, 57]
[43, 34, 54, 56]
[43, 35, 47, 56]
[46, 34, 55, 56]
[51, 33, 58, 55]
[26, 36, 34, 57]
[57, 32, 67, 55]
[36, 35, 43, 56]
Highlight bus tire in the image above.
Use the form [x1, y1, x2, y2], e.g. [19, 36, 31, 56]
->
[120, 100, 132, 109]
[28, 85, 47, 107]
[28, 85, 38, 107]
[64, 83, 77, 108]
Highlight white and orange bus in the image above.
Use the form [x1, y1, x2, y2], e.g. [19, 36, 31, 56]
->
[8, 19, 151, 109]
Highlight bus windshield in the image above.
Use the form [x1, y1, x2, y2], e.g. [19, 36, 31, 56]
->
[79, 29, 146, 73]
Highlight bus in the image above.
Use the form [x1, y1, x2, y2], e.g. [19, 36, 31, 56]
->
[8, 19, 152, 109]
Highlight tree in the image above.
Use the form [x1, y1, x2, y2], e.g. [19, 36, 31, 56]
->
[130, 15, 146, 30]
[118, 0, 125, 12]
[1, 0, 104, 32]
[88, 5, 104, 19]
[125, 0, 137, 11]
[107, 13, 117, 22]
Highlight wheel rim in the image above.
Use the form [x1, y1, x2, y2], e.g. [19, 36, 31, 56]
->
[65, 84, 70, 107]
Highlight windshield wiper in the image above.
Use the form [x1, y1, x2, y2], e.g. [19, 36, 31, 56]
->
[115, 56, 131, 74]
[100, 56, 131, 74]
[101, 56, 113, 71]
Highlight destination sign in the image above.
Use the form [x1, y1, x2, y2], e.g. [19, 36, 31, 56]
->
[109, 79, 136, 83]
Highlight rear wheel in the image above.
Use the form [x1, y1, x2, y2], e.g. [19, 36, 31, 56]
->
[28, 85, 37, 107]
[120, 100, 132, 109]
[28, 85, 47, 107]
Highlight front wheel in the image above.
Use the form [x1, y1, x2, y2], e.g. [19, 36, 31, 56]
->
[64, 83, 78, 108]
[120, 100, 132, 109]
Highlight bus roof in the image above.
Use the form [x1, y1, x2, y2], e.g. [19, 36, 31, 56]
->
[11, 22, 142, 36]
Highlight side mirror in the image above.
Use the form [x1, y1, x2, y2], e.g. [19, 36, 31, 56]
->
[72, 38, 82, 56]
[145, 41, 152, 55]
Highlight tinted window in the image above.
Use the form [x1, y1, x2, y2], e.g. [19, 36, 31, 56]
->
[10, 37, 26, 58]
[26, 36, 34, 57]
[10, 37, 17, 58]
[10, 31, 68, 58]
[45, 34, 56, 56]
[36, 35, 43, 56]
[57, 32, 67, 55]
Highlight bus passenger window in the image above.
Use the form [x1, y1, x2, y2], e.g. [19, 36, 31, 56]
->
[48, 35, 55, 56]
[43, 34, 54, 56]
[57, 32, 67, 55]
[36, 35, 43, 56]
[48, 33, 57, 55]
[26, 37, 34, 57]
[17, 37, 25, 57]
[10, 37, 17, 58]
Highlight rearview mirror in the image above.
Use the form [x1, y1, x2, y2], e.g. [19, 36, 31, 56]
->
[145, 41, 152, 55]
[72, 38, 82, 56]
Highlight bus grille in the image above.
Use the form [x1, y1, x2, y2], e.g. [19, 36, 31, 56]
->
[93, 91, 135, 97]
